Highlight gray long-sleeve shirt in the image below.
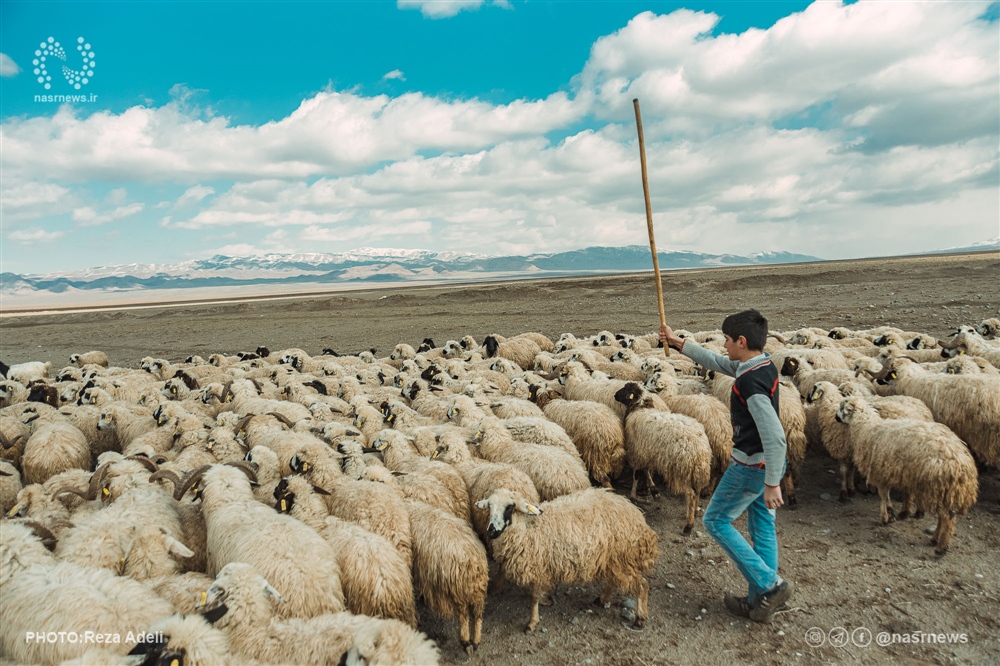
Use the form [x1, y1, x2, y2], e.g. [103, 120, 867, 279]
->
[678, 340, 788, 487]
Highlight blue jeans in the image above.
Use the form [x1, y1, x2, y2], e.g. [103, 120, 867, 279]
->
[703, 461, 781, 604]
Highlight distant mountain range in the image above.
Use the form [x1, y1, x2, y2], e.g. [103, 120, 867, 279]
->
[1, 239, 995, 309]
[1, 246, 820, 299]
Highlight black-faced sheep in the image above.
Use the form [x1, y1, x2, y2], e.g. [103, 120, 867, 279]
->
[614, 382, 711, 534]
[477, 487, 658, 632]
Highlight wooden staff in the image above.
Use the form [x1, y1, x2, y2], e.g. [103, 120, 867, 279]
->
[633, 98, 666, 327]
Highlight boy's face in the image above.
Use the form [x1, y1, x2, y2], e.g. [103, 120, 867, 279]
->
[723, 334, 746, 361]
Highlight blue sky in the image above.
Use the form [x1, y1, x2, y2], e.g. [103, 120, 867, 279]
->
[1, 0, 997, 276]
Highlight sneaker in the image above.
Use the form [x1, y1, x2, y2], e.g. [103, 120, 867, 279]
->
[749, 579, 794, 624]
[723, 594, 753, 618]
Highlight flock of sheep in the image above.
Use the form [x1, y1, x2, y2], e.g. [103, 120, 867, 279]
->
[1, 318, 998, 665]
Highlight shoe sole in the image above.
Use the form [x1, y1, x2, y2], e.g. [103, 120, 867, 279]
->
[750, 581, 794, 623]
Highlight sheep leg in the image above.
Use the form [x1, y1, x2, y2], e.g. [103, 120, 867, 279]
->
[526, 587, 547, 633]
[897, 491, 914, 520]
[458, 606, 473, 655]
[629, 470, 640, 501]
[646, 470, 659, 498]
[633, 577, 649, 630]
[471, 601, 484, 652]
[781, 471, 797, 509]
[838, 462, 853, 503]
[933, 511, 956, 556]
[878, 486, 896, 524]
[682, 488, 697, 536]
[593, 582, 615, 608]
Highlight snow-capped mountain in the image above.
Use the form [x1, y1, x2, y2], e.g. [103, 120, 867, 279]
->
[1, 245, 822, 308]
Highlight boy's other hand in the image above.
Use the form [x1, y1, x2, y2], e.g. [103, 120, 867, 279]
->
[764, 485, 784, 510]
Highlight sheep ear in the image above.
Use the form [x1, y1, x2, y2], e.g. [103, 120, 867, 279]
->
[475, 498, 490, 510]
[263, 581, 286, 604]
[165, 535, 195, 559]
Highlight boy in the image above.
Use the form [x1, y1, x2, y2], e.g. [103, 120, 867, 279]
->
[659, 309, 793, 623]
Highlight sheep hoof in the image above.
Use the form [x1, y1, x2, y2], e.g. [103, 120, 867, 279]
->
[540, 595, 554, 607]
[847, 488, 856, 498]
[682, 524, 693, 536]
[933, 546, 948, 557]
[633, 617, 646, 630]
[592, 596, 604, 607]
[787, 495, 797, 509]
[462, 642, 476, 656]
[913, 510, 925, 520]
[838, 493, 851, 504]
[897, 510, 910, 520]
[525, 623, 537, 634]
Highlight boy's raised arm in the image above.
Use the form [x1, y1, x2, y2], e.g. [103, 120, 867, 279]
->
[660, 323, 740, 377]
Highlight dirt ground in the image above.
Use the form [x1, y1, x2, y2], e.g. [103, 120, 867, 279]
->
[2, 251, 998, 665]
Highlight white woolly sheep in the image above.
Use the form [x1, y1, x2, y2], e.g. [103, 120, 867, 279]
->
[289, 441, 413, 567]
[532, 388, 625, 488]
[197, 562, 439, 665]
[835, 396, 979, 554]
[477, 487, 658, 632]
[0, 360, 52, 385]
[470, 415, 590, 501]
[0, 522, 175, 664]
[274, 475, 418, 627]
[614, 382, 711, 534]
[174, 463, 346, 618]
[873, 357, 1000, 470]
[70, 351, 110, 368]
[404, 498, 489, 654]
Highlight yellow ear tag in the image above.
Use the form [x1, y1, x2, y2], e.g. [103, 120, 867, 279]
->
[200, 591, 208, 606]
[280, 499, 287, 512]
[6, 505, 19, 518]
[102, 487, 110, 498]
[958, 350, 965, 355]
[171, 387, 177, 393]
[302, 462, 310, 472]
[526, 504, 541, 515]
[171, 659, 180, 666]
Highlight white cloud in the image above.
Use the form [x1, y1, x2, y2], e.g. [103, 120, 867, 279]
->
[106, 188, 127, 205]
[383, 69, 406, 81]
[176, 185, 215, 207]
[72, 202, 145, 226]
[1, 90, 584, 183]
[9, 228, 64, 243]
[0, 53, 19, 77]
[0, 181, 74, 220]
[397, 0, 483, 19]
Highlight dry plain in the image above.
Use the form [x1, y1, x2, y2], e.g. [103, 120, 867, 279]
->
[1, 251, 998, 665]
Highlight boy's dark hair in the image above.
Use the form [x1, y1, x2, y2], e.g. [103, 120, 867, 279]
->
[722, 309, 768, 351]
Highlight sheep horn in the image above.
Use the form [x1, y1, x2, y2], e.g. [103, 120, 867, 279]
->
[768, 332, 787, 343]
[233, 414, 255, 433]
[868, 362, 893, 382]
[266, 412, 295, 428]
[174, 465, 212, 501]
[126, 455, 159, 473]
[22, 520, 58, 551]
[0, 431, 26, 449]
[220, 381, 234, 403]
[149, 469, 183, 488]
[224, 460, 259, 484]
[52, 484, 92, 500]
[938, 336, 962, 350]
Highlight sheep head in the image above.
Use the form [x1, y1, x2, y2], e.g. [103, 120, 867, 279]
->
[475, 488, 542, 539]
[196, 562, 286, 627]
